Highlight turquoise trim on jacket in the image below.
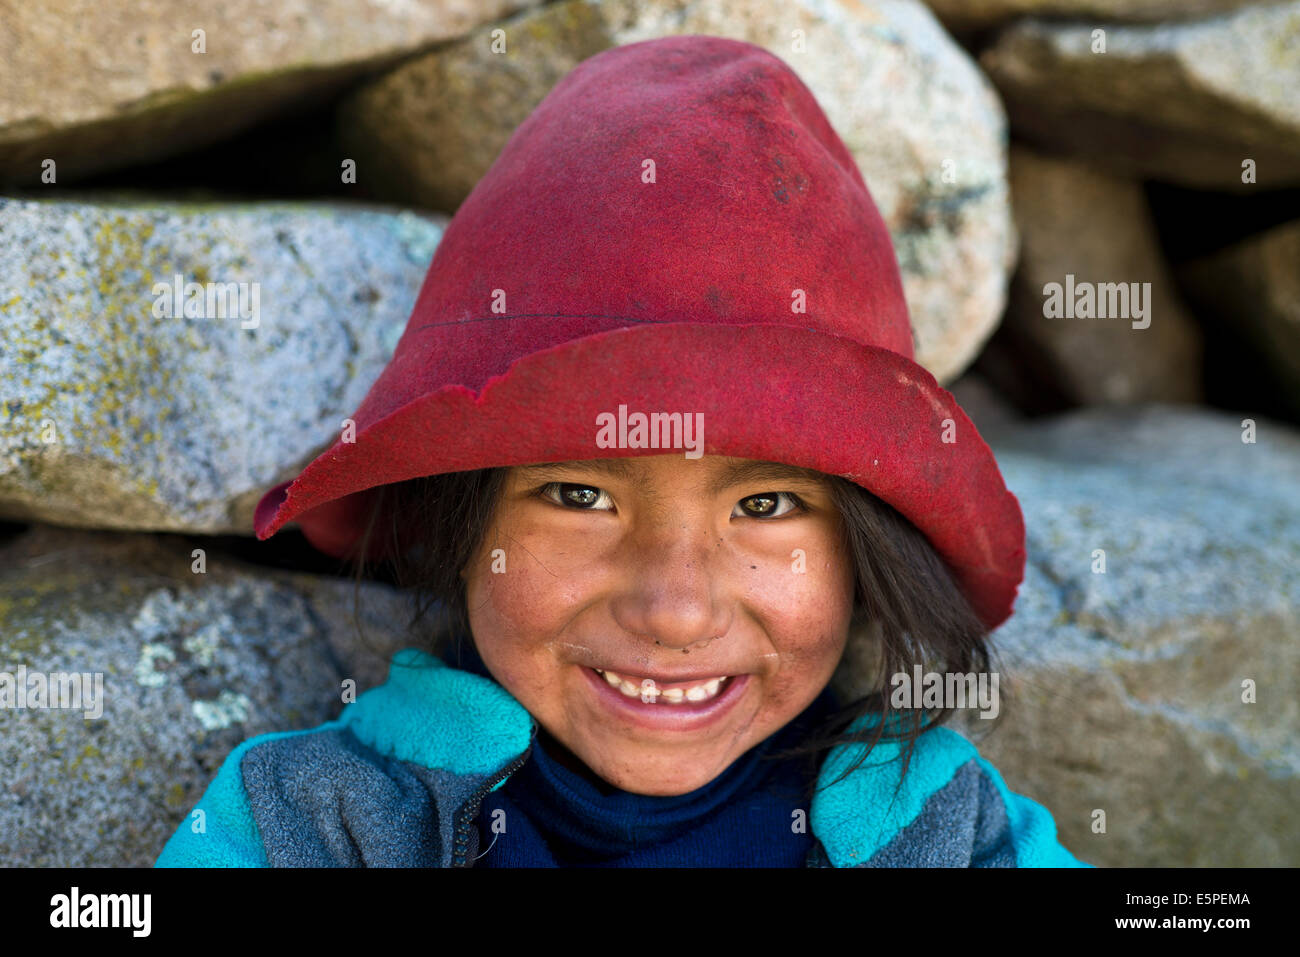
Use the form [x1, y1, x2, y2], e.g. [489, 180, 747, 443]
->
[809, 719, 981, 865]
[156, 648, 1092, 868]
[336, 647, 534, 776]
[974, 756, 1090, 867]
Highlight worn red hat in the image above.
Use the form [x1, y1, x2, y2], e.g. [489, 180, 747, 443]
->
[255, 34, 1025, 631]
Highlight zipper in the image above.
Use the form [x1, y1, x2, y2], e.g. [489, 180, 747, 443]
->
[450, 728, 536, 867]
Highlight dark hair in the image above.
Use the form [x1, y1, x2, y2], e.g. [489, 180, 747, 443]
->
[349, 465, 1001, 804]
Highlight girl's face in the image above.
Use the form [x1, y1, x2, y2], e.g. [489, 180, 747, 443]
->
[461, 454, 856, 796]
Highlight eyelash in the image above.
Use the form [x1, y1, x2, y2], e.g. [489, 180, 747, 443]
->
[534, 482, 807, 519]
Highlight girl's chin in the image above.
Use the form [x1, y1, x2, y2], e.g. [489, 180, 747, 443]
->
[571, 737, 742, 796]
[591, 766, 725, 797]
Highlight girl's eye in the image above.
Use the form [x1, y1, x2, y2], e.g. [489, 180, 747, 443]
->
[537, 483, 805, 519]
[538, 482, 615, 510]
[733, 491, 802, 519]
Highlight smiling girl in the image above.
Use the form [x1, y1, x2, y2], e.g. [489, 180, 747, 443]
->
[156, 34, 1088, 868]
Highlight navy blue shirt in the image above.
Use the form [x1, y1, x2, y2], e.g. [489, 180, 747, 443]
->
[444, 638, 836, 867]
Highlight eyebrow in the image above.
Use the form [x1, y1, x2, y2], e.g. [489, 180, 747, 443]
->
[514, 458, 830, 498]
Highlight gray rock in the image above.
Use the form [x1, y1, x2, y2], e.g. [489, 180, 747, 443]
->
[950, 405, 1300, 866]
[0, 196, 446, 534]
[947, 369, 1025, 437]
[1178, 219, 1300, 420]
[924, 0, 1266, 31]
[0, 0, 542, 185]
[993, 145, 1203, 406]
[0, 524, 416, 866]
[337, 0, 1017, 384]
[980, 3, 1300, 189]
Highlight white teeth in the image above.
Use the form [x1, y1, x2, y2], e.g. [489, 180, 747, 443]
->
[595, 668, 731, 705]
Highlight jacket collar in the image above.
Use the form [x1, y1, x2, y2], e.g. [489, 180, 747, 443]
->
[342, 648, 976, 867]
[342, 648, 535, 776]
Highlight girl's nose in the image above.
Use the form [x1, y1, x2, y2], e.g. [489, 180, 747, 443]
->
[608, 523, 733, 652]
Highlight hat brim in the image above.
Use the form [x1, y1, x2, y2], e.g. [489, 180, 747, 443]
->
[254, 321, 1024, 631]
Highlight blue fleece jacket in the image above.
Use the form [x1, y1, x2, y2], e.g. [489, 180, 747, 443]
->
[154, 648, 1093, 868]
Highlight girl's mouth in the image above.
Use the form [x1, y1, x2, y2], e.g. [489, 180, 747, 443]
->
[582, 665, 749, 731]
[594, 668, 733, 704]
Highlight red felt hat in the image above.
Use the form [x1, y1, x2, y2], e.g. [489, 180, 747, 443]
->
[254, 34, 1025, 631]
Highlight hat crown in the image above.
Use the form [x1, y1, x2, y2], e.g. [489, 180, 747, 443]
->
[359, 35, 913, 429]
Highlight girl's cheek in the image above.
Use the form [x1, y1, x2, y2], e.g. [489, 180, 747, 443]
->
[479, 545, 592, 633]
[746, 555, 853, 633]
[467, 539, 586, 691]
